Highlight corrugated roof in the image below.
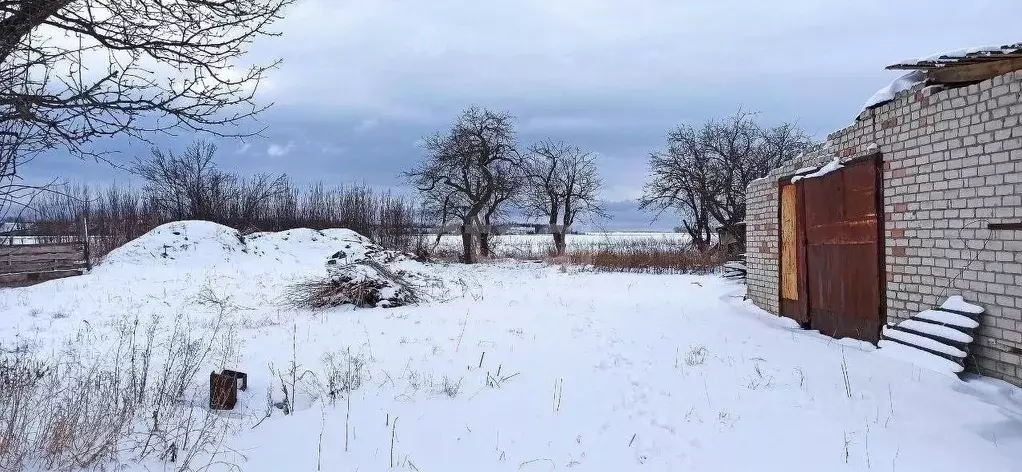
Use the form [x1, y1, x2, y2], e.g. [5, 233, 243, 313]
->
[887, 43, 1022, 70]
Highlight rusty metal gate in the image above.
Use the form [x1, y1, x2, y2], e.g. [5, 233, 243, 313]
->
[778, 155, 885, 343]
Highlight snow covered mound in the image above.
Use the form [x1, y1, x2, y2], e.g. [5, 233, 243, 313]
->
[99, 220, 374, 270]
[101, 220, 246, 266]
[98, 220, 438, 309]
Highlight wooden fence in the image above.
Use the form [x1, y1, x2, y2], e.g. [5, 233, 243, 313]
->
[0, 242, 91, 287]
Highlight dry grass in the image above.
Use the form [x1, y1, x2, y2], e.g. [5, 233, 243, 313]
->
[0, 294, 240, 471]
[563, 239, 728, 274]
[422, 235, 731, 273]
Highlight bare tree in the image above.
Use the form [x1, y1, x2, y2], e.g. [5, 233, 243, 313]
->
[404, 107, 521, 263]
[641, 111, 813, 250]
[0, 0, 292, 218]
[522, 140, 605, 255]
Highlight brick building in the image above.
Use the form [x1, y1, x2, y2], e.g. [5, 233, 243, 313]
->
[744, 44, 1022, 386]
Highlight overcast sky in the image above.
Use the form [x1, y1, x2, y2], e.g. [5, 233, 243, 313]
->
[22, 0, 1022, 230]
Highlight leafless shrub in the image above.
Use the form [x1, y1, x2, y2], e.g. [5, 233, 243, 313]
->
[132, 141, 289, 226]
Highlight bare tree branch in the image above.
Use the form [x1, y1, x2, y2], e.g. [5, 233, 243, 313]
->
[0, 0, 293, 217]
[641, 110, 813, 250]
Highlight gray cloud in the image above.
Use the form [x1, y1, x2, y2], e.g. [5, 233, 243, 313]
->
[21, 0, 1022, 230]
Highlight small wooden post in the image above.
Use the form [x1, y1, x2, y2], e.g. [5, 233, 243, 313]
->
[81, 216, 92, 271]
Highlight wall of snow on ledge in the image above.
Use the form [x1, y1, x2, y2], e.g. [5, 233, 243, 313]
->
[862, 71, 926, 111]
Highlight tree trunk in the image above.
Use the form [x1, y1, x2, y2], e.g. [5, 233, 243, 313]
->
[479, 232, 490, 258]
[553, 231, 566, 256]
[460, 227, 475, 264]
[559, 201, 572, 256]
[547, 212, 559, 256]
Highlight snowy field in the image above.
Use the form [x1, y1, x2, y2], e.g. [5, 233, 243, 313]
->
[433, 232, 690, 256]
[2, 221, 1022, 471]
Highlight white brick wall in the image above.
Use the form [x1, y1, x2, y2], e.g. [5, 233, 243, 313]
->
[746, 69, 1022, 386]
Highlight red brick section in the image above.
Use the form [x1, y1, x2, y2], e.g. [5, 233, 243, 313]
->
[894, 203, 908, 213]
[891, 247, 906, 256]
[914, 91, 930, 107]
[891, 228, 906, 238]
[882, 117, 899, 129]
[893, 168, 907, 178]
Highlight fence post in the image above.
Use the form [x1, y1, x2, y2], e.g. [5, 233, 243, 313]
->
[81, 216, 92, 271]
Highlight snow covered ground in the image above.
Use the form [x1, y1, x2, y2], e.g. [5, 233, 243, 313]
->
[2, 221, 1022, 471]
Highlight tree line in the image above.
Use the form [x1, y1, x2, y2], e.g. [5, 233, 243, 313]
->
[407, 107, 812, 263]
[25, 142, 421, 257]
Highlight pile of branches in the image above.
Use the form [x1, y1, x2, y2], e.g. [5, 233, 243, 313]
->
[286, 253, 425, 310]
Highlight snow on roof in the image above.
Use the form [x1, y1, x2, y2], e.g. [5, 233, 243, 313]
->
[863, 42, 1022, 111]
[888, 43, 1022, 70]
[862, 70, 927, 111]
[791, 157, 842, 184]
